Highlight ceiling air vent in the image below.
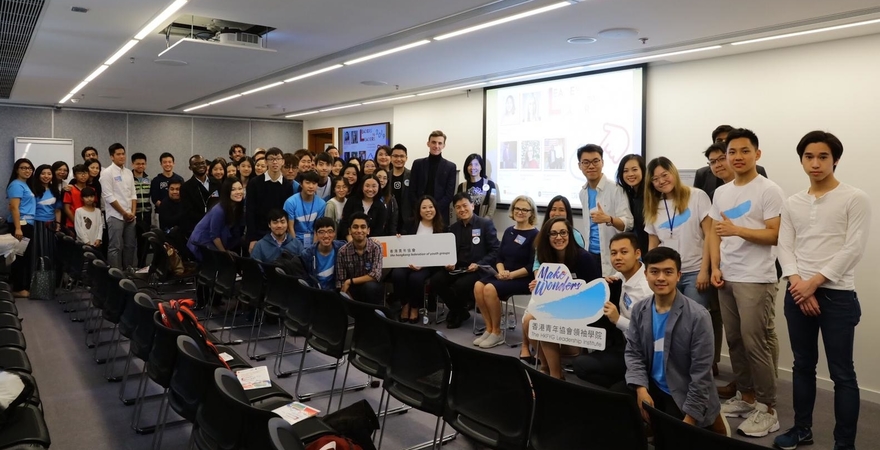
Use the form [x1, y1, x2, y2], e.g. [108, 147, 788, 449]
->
[0, 0, 46, 99]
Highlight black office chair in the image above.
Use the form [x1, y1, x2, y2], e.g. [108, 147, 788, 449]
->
[438, 333, 533, 450]
[235, 255, 270, 360]
[274, 274, 333, 378]
[0, 313, 22, 331]
[209, 368, 295, 450]
[645, 404, 750, 450]
[141, 312, 187, 438]
[291, 287, 369, 413]
[374, 310, 454, 450]
[0, 404, 52, 449]
[267, 417, 306, 450]
[203, 248, 241, 343]
[0, 348, 32, 374]
[194, 242, 220, 310]
[525, 365, 648, 450]
[120, 293, 159, 406]
[337, 295, 409, 418]
[253, 263, 295, 362]
[84, 258, 110, 349]
[95, 268, 127, 368]
[0, 328, 27, 350]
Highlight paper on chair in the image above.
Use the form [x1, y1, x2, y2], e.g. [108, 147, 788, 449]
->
[272, 402, 320, 425]
[236, 366, 272, 390]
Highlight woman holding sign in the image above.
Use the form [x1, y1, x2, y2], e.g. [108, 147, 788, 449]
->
[472, 195, 538, 348]
[527, 217, 601, 379]
[390, 195, 446, 323]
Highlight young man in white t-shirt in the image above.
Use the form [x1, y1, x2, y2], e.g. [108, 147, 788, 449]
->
[708, 128, 785, 438]
[773, 131, 870, 450]
[573, 232, 652, 388]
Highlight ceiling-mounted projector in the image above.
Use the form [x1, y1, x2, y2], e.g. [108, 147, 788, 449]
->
[217, 29, 262, 48]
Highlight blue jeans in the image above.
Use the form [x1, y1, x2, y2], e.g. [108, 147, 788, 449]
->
[783, 286, 861, 446]
[678, 271, 709, 309]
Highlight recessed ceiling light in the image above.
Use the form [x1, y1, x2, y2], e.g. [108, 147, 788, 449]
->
[71, 6, 89, 13]
[344, 40, 431, 65]
[731, 17, 880, 45]
[154, 58, 188, 66]
[286, 110, 320, 118]
[587, 45, 721, 68]
[567, 36, 597, 44]
[434, 2, 570, 40]
[597, 28, 639, 39]
[361, 81, 388, 86]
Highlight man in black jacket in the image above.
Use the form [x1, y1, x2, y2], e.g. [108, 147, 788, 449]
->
[389, 144, 412, 233]
[179, 154, 218, 236]
[408, 130, 457, 225]
[246, 147, 295, 253]
[429, 193, 500, 328]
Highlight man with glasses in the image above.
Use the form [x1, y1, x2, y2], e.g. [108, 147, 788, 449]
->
[303, 217, 347, 290]
[429, 193, 500, 328]
[246, 147, 296, 253]
[577, 144, 633, 276]
[695, 125, 768, 201]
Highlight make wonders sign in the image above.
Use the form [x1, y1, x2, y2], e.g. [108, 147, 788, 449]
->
[528, 263, 610, 350]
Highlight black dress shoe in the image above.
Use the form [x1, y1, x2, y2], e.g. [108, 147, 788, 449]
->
[446, 316, 462, 329]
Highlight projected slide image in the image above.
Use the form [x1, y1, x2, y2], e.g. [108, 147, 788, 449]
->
[521, 141, 541, 169]
[500, 141, 518, 169]
[484, 67, 644, 208]
[543, 139, 565, 170]
[340, 122, 390, 157]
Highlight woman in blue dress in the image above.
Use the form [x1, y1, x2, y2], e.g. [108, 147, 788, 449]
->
[472, 195, 538, 349]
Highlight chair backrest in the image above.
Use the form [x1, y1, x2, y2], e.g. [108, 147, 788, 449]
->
[171, 335, 224, 422]
[267, 417, 306, 450]
[130, 293, 159, 360]
[278, 272, 312, 336]
[339, 294, 392, 379]
[214, 367, 282, 450]
[206, 248, 237, 295]
[525, 365, 647, 450]
[117, 279, 140, 337]
[304, 286, 349, 359]
[102, 269, 128, 322]
[147, 311, 186, 388]
[147, 235, 170, 280]
[196, 244, 220, 287]
[374, 310, 449, 417]
[438, 333, 533, 450]
[235, 255, 266, 305]
[88, 259, 110, 308]
[646, 404, 758, 450]
[262, 263, 286, 310]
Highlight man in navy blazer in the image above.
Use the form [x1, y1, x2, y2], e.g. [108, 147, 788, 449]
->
[408, 130, 457, 225]
[429, 192, 500, 329]
[624, 247, 728, 435]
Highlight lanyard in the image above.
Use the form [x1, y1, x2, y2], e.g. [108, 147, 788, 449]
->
[663, 199, 675, 238]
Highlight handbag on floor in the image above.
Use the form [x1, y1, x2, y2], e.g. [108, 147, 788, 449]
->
[29, 256, 55, 300]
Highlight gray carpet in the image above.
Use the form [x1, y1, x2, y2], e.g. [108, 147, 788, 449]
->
[16, 291, 880, 450]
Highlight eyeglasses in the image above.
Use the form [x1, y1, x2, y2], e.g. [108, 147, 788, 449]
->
[707, 155, 727, 166]
[513, 207, 531, 214]
[578, 159, 602, 168]
[316, 229, 335, 235]
[651, 172, 672, 183]
[19, 166, 33, 171]
[266, 157, 283, 162]
[549, 230, 569, 238]
[391, 154, 406, 159]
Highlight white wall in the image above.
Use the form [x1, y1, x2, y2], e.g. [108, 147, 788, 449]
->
[307, 32, 880, 401]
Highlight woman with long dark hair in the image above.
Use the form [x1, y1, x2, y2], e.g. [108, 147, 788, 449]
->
[454, 153, 497, 220]
[31, 164, 61, 266]
[85, 158, 103, 206]
[186, 178, 245, 261]
[374, 168, 398, 236]
[616, 154, 649, 254]
[374, 145, 392, 173]
[337, 174, 386, 239]
[341, 163, 360, 197]
[52, 161, 70, 194]
[390, 195, 446, 323]
[209, 158, 228, 184]
[526, 217, 601, 379]
[6, 159, 36, 297]
[235, 157, 254, 192]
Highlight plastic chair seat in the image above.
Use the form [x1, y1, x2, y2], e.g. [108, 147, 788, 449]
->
[0, 328, 27, 350]
[0, 404, 51, 448]
[0, 313, 22, 330]
[0, 302, 18, 316]
[0, 348, 32, 374]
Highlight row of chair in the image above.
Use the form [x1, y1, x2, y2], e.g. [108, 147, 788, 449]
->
[0, 282, 52, 448]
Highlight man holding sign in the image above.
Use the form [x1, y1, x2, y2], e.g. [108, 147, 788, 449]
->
[336, 213, 384, 305]
[624, 247, 728, 435]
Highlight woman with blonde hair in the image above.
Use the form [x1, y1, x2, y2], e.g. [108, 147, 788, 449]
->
[472, 195, 538, 348]
[643, 156, 713, 308]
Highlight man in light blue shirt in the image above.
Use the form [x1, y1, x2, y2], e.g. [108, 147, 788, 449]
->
[283, 170, 326, 247]
[251, 208, 304, 264]
[301, 217, 346, 290]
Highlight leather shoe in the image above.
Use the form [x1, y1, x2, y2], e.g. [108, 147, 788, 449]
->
[717, 381, 737, 399]
[446, 316, 462, 329]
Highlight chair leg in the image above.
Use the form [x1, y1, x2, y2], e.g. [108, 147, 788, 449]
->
[118, 349, 135, 401]
[151, 389, 171, 449]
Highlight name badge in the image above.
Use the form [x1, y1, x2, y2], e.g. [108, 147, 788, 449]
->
[472, 229, 481, 237]
[623, 293, 633, 309]
[210, 190, 219, 198]
[114, 176, 123, 182]
[365, 262, 372, 271]
[654, 338, 665, 352]
[514, 234, 526, 245]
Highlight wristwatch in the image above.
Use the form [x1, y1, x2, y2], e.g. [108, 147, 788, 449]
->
[605, 217, 615, 227]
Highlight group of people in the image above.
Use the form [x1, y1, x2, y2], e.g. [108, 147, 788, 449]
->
[4, 125, 868, 449]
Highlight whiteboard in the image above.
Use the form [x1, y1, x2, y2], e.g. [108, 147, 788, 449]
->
[14, 138, 75, 182]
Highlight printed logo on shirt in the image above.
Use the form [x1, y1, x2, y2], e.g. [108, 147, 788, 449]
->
[723, 200, 752, 220]
[658, 208, 691, 231]
[623, 293, 633, 309]
[84, 217, 93, 229]
[393, 181, 401, 190]
[403, 179, 410, 187]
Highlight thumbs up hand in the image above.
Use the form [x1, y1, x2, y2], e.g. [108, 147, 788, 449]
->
[590, 202, 611, 225]
[715, 212, 739, 237]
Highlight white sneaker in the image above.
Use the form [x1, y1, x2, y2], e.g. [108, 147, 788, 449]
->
[737, 403, 780, 437]
[721, 391, 756, 418]
[479, 333, 505, 349]
[473, 331, 490, 346]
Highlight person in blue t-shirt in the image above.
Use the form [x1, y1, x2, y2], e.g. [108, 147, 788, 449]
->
[624, 247, 728, 435]
[6, 159, 37, 297]
[250, 208, 304, 264]
[283, 170, 326, 247]
[301, 217, 346, 290]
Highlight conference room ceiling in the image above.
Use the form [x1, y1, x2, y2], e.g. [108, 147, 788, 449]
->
[6, 0, 880, 120]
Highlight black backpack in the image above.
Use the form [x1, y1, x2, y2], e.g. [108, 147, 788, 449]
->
[276, 252, 318, 287]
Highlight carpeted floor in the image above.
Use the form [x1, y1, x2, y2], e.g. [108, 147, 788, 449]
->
[17, 290, 880, 450]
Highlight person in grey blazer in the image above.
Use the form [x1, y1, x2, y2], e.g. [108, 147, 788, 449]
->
[624, 247, 728, 435]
